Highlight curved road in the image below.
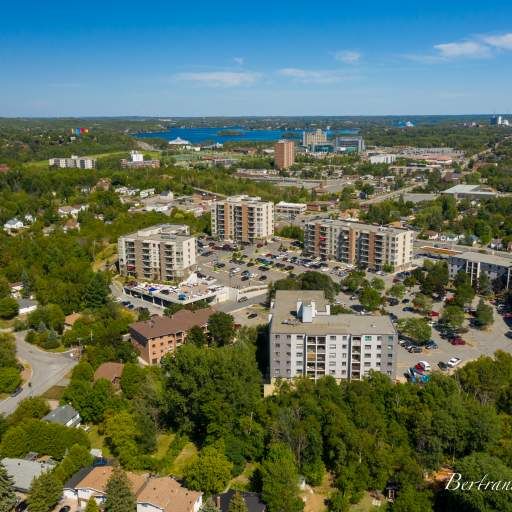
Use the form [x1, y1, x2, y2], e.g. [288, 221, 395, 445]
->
[0, 331, 77, 416]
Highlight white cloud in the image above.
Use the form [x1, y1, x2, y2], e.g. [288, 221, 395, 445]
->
[174, 71, 260, 87]
[433, 40, 491, 59]
[278, 68, 353, 84]
[334, 50, 361, 64]
[484, 33, 512, 50]
[233, 57, 245, 65]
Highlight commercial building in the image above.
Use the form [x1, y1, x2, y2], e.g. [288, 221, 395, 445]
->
[441, 184, 497, 200]
[304, 219, 414, 271]
[302, 129, 327, 146]
[211, 195, 274, 244]
[129, 307, 215, 364]
[274, 140, 295, 170]
[369, 153, 398, 164]
[449, 251, 512, 289]
[49, 155, 96, 169]
[121, 150, 160, 169]
[269, 290, 397, 381]
[64, 466, 202, 512]
[275, 201, 307, 219]
[118, 224, 196, 282]
[335, 136, 365, 153]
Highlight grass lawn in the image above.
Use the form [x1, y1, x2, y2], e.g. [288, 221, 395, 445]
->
[229, 463, 257, 491]
[168, 441, 198, 477]
[92, 243, 117, 271]
[154, 433, 175, 459]
[42, 385, 66, 401]
[349, 492, 383, 512]
[87, 425, 111, 457]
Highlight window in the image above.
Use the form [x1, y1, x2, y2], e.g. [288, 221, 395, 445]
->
[329, 361, 336, 367]
[365, 344, 371, 350]
[364, 362, 371, 367]
[287, 335, 291, 340]
[342, 344, 347, 349]
[387, 345, 393, 351]
[341, 370, 347, 375]
[387, 336, 394, 342]
[330, 370, 336, 375]
[342, 362, 347, 367]
[329, 353, 336, 359]
[342, 353, 347, 358]
[387, 362, 393, 366]
[364, 335, 372, 341]
[376, 345, 382, 350]
[377, 336, 383, 341]
[275, 335, 280, 339]
[376, 362, 381, 366]
[329, 344, 336, 349]
[364, 353, 371, 358]
[376, 354, 381, 359]
[330, 336, 336, 340]
[275, 343, 281, 348]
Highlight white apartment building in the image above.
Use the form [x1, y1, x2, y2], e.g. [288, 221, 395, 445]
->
[118, 224, 196, 281]
[269, 290, 397, 381]
[304, 219, 414, 271]
[211, 195, 274, 244]
[49, 155, 96, 169]
[275, 201, 307, 219]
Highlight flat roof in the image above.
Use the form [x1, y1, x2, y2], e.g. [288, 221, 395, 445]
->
[442, 184, 495, 195]
[305, 218, 412, 235]
[120, 223, 192, 242]
[2, 458, 55, 492]
[270, 290, 396, 336]
[451, 251, 512, 267]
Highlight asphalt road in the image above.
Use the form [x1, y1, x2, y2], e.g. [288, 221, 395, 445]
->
[0, 331, 77, 416]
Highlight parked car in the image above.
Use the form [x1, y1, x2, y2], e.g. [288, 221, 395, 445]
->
[425, 340, 438, 349]
[238, 296, 248, 303]
[450, 337, 466, 346]
[259, 275, 267, 280]
[247, 313, 258, 319]
[214, 262, 225, 268]
[11, 386, 22, 397]
[447, 357, 462, 368]
[59, 507, 71, 512]
[408, 346, 422, 354]
[417, 360, 432, 372]
[285, 265, 294, 271]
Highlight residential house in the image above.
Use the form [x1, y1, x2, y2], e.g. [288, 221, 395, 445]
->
[42, 404, 81, 428]
[93, 362, 124, 389]
[130, 308, 215, 365]
[17, 299, 38, 315]
[213, 491, 266, 512]
[64, 466, 202, 512]
[58, 205, 88, 218]
[3, 218, 25, 233]
[2, 458, 56, 493]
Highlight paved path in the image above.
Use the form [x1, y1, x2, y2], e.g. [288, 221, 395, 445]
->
[0, 331, 77, 416]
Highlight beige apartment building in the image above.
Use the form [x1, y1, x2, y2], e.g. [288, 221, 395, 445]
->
[118, 224, 196, 281]
[302, 129, 327, 146]
[269, 290, 397, 381]
[304, 219, 414, 271]
[274, 140, 295, 170]
[211, 195, 274, 244]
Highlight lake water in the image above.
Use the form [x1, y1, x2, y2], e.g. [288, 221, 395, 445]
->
[136, 127, 359, 144]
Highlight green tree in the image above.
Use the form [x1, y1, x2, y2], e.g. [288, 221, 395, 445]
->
[358, 287, 382, 311]
[0, 461, 16, 512]
[54, 444, 93, 483]
[261, 443, 303, 512]
[387, 284, 405, 300]
[27, 471, 62, 512]
[478, 271, 492, 296]
[453, 282, 475, 307]
[228, 492, 249, 512]
[83, 273, 110, 309]
[475, 299, 494, 328]
[442, 304, 465, 330]
[0, 368, 21, 394]
[370, 278, 385, 291]
[397, 318, 432, 343]
[0, 297, 18, 320]
[208, 312, 235, 347]
[8, 397, 50, 425]
[120, 363, 146, 399]
[85, 498, 100, 512]
[412, 293, 433, 315]
[342, 271, 365, 293]
[391, 485, 432, 512]
[184, 445, 233, 495]
[187, 325, 207, 347]
[104, 466, 136, 512]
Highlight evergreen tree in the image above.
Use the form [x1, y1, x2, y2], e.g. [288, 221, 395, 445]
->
[104, 466, 136, 512]
[0, 462, 16, 512]
[83, 273, 109, 309]
[85, 497, 100, 512]
[27, 471, 62, 512]
[228, 492, 248, 512]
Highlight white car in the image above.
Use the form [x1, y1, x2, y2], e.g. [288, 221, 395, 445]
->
[321, 267, 329, 272]
[230, 267, 241, 274]
[447, 357, 462, 368]
[418, 361, 431, 372]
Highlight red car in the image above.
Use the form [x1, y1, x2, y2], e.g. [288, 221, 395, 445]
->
[503, 312, 512, 319]
[451, 337, 466, 346]
[430, 311, 440, 317]
[414, 363, 425, 373]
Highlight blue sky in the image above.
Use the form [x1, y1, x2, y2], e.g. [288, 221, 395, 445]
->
[1, 0, 512, 116]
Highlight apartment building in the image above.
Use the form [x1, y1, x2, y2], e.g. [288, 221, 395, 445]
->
[211, 195, 274, 244]
[120, 150, 161, 169]
[304, 219, 414, 271]
[269, 290, 397, 381]
[130, 308, 215, 364]
[274, 140, 295, 170]
[449, 251, 512, 289]
[49, 155, 96, 169]
[118, 224, 196, 281]
[275, 201, 307, 219]
[302, 129, 327, 147]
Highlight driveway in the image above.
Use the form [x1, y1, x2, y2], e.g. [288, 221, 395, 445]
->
[0, 331, 77, 416]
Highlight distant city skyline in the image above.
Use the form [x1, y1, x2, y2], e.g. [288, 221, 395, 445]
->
[2, 0, 512, 116]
